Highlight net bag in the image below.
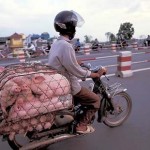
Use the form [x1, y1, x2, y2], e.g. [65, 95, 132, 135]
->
[0, 63, 73, 139]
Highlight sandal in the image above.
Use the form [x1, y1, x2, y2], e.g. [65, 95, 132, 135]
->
[76, 125, 95, 134]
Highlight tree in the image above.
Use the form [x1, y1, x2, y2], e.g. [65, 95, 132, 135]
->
[105, 32, 111, 41]
[109, 33, 116, 42]
[117, 22, 134, 40]
[105, 32, 116, 42]
[84, 35, 92, 43]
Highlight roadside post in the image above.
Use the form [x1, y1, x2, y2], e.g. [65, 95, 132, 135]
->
[116, 51, 133, 77]
[111, 43, 117, 52]
[132, 42, 138, 50]
[84, 43, 91, 55]
[18, 49, 26, 63]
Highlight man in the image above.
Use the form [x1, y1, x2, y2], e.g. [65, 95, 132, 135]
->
[48, 10, 107, 133]
[92, 38, 99, 50]
[28, 42, 36, 54]
[75, 38, 81, 52]
[147, 35, 150, 46]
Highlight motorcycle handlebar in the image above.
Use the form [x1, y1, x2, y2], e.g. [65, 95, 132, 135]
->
[80, 63, 91, 70]
[80, 63, 107, 79]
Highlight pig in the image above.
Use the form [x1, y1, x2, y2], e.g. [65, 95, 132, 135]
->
[7, 78, 41, 120]
[6, 73, 71, 120]
[30, 73, 70, 101]
[17, 79, 34, 101]
[9, 95, 64, 121]
[8, 91, 40, 120]
[0, 80, 21, 116]
[49, 74, 71, 96]
[30, 74, 54, 101]
[44, 122, 52, 129]
[0, 66, 5, 73]
[30, 118, 38, 125]
[12, 76, 32, 88]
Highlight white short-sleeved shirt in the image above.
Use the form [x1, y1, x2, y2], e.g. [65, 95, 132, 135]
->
[48, 36, 91, 95]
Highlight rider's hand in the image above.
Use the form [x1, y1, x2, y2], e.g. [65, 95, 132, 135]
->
[77, 60, 83, 66]
[98, 66, 107, 76]
[90, 67, 107, 78]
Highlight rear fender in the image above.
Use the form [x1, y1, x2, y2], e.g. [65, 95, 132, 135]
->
[110, 88, 127, 97]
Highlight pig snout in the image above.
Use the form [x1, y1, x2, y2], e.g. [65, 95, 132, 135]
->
[21, 84, 30, 91]
[14, 86, 21, 93]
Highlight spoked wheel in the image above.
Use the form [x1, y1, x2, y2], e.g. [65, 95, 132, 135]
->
[103, 91, 132, 127]
[7, 133, 49, 150]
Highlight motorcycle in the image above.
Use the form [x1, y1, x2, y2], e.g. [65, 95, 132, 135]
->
[0, 63, 132, 150]
[23, 48, 46, 58]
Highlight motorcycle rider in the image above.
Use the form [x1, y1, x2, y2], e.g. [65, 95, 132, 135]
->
[48, 10, 107, 133]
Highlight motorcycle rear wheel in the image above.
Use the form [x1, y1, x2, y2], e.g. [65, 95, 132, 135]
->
[103, 91, 132, 127]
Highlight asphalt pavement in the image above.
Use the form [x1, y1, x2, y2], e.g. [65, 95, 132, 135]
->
[46, 69, 150, 150]
[0, 49, 150, 150]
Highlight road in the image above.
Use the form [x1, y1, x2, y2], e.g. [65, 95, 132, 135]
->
[0, 49, 150, 150]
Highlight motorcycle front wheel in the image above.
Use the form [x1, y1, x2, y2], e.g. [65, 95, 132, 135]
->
[103, 91, 132, 127]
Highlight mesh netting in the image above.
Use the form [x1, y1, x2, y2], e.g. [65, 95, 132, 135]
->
[0, 63, 72, 138]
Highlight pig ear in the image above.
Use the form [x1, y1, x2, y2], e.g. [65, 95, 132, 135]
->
[33, 76, 45, 84]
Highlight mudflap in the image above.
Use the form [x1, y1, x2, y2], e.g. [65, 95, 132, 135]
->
[97, 98, 105, 123]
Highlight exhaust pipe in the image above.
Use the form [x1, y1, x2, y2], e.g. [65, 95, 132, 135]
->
[20, 134, 76, 150]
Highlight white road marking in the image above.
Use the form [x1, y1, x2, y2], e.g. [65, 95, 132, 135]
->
[79, 67, 150, 82]
[81, 51, 149, 62]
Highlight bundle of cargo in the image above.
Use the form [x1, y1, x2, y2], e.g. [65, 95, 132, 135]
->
[0, 63, 72, 140]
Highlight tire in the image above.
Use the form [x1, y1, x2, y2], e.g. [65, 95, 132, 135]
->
[103, 91, 132, 127]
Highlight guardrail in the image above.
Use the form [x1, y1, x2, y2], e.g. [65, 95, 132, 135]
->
[78, 43, 150, 55]
[78, 50, 150, 78]
[1, 44, 150, 66]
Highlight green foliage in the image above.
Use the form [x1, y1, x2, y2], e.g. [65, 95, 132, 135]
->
[105, 32, 116, 42]
[84, 35, 92, 43]
[109, 33, 116, 41]
[117, 22, 134, 40]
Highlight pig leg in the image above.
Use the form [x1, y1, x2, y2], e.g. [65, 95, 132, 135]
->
[9, 132, 15, 141]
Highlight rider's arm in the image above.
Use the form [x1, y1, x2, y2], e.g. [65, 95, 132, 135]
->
[90, 70, 106, 78]
[61, 44, 106, 79]
[77, 61, 105, 78]
[61, 44, 91, 79]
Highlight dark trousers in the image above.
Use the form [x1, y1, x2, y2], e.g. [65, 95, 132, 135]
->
[148, 40, 150, 46]
[73, 87, 100, 109]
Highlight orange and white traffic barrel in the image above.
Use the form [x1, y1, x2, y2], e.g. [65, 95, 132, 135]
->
[111, 43, 117, 52]
[132, 42, 138, 50]
[84, 43, 91, 55]
[18, 49, 26, 63]
[116, 51, 133, 77]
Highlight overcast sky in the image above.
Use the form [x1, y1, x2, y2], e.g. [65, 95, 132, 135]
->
[0, 0, 150, 41]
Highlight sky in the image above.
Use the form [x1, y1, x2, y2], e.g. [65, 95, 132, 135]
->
[0, 0, 150, 42]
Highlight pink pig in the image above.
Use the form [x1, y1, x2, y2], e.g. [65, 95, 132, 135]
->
[49, 74, 71, 96]
[0, 80, 21, 116]
[8, 94, 41, 120]
[30, 73, 70, 102]
[13, 76, 31, 88]
[30, 74, 54, 101]
[0, 66, 5, 73]
[8, 77, 41, 120]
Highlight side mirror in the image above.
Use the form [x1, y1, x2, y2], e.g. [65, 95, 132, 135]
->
[87, 63, 91, 69]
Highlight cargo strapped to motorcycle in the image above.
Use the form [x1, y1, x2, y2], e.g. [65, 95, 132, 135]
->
[0, 63, 73, 140]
